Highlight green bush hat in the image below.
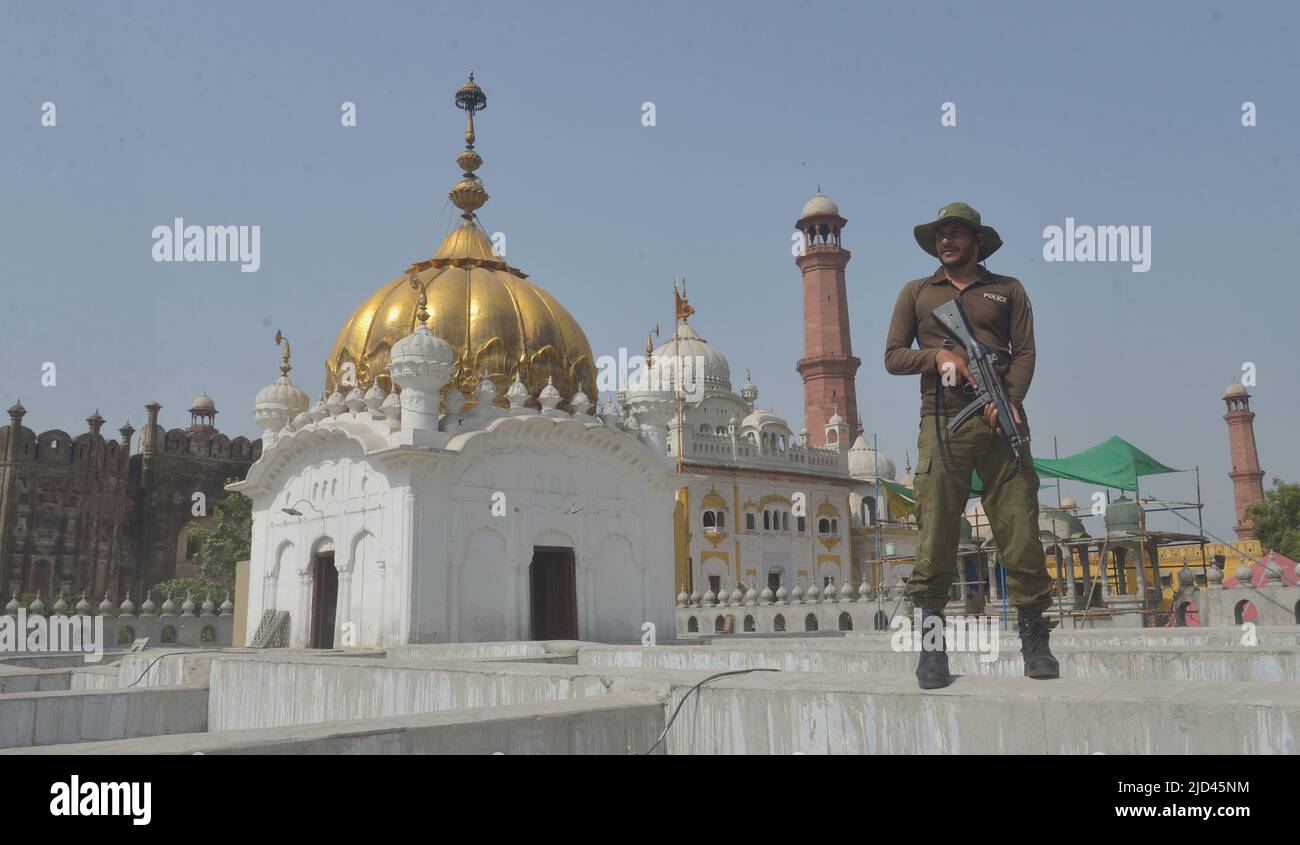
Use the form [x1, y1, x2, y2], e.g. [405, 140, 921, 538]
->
[914, 202, 1003, 260]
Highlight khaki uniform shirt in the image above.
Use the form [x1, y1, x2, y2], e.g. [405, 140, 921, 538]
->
[884, 266, 1036, 418]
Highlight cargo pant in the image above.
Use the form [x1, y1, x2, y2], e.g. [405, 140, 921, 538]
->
[907, 414, 1054, 612]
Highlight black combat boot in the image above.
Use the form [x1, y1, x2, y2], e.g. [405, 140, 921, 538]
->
[915, 608, 953, 690]
[1018, 606, 1060, 679]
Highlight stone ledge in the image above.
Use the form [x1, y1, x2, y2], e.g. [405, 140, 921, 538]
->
[0, 685, 208, 749]
[4, 692, 665, 755]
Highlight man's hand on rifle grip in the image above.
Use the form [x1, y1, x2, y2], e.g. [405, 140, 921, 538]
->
[934, 347, 975, 392]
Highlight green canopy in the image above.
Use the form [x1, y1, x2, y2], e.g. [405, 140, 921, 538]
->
[874, 437, 1178, 507]
[1032, 436, 1180, 491]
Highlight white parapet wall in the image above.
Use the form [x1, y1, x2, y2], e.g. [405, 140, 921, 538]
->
[0, 686, 208, 749]
[1195, 581, 1299, 628]
[677, 592, 911, 637]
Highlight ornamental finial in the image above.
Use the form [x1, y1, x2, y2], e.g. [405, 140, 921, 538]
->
[450, 73, 489, 221]
[274, 330, 292, 376]
[408, 274, 430, 326]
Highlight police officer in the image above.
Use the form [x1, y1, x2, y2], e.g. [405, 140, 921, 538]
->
[885, 202, 1059, 689]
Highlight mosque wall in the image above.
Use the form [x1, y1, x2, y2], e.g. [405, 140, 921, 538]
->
[0, 404, 259, 608]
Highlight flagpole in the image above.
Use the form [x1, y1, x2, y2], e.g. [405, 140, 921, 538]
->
[1053, 436, 1062, 509]
[873, 432, 882, 623]
[674, 278, 683, 474]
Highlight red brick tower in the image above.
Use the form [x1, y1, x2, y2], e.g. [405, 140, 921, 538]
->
[795, 190, 861, 447]
[1223, 382, 1266, 539]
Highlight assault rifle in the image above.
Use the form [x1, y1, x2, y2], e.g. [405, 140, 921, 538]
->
[931, 298, 1027, 466]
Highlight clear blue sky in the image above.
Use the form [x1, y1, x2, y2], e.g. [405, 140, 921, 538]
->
[2, 0, 1296, 540]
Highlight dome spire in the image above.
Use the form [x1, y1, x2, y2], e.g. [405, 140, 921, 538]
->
[741, 369, 758, 405]
[256, 330, 309, 441]
[274, 330, 294, 376]
[450, 72, 489, 222]
[673, 275, 695, 324]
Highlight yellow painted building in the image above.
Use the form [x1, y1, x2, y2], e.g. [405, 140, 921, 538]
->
[1157, 539, 1262, 577]
[674, 470, 858, 599]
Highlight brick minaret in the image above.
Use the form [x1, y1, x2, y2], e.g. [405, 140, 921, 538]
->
[1223, 382, 1266, 539]
[795, 190, 861, 447]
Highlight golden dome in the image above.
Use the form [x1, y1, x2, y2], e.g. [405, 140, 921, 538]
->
[325, 75, 596, 408]
[325, 223, 595, 405]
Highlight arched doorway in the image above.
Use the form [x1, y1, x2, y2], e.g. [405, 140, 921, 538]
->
[309, 551, 338, 648]
[530, 546, 578, 640]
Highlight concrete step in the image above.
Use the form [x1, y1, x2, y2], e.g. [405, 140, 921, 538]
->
[3, 692, 665, 755]
[577, 643, 1300, 683]
[0, 664, 119, 694]
[0, 685, 208, 749]
[659, 671, 1300, 754]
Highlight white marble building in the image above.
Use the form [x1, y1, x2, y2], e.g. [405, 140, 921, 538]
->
[232, 317, 679, 649]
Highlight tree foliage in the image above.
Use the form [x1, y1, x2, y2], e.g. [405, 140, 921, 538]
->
[189, 489, 252, 581]
[151, 488, 251, 606]
[150, 578, 230, 608]
[1245, 478, 1300, 560]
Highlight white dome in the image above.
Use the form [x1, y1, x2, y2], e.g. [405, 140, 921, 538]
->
[390, 324, 455, 367]
[191, 392, 216, 411]
[800, 191, 840, 219]
[740, 409, 791, 433]
[848, 436, 896, 480]
[539, 376, 563, 402]
[1224, 382, 1247, 397]
[827, 410, 847, 427]
[255, 376, 310, 415]
[645, 320, 732, 394]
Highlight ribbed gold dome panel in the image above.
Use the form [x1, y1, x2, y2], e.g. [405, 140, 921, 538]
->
[325, 223, 596, 409]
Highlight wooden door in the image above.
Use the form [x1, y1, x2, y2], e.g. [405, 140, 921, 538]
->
[310, 553, 338, 648]
[529, 547, 578, 640]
